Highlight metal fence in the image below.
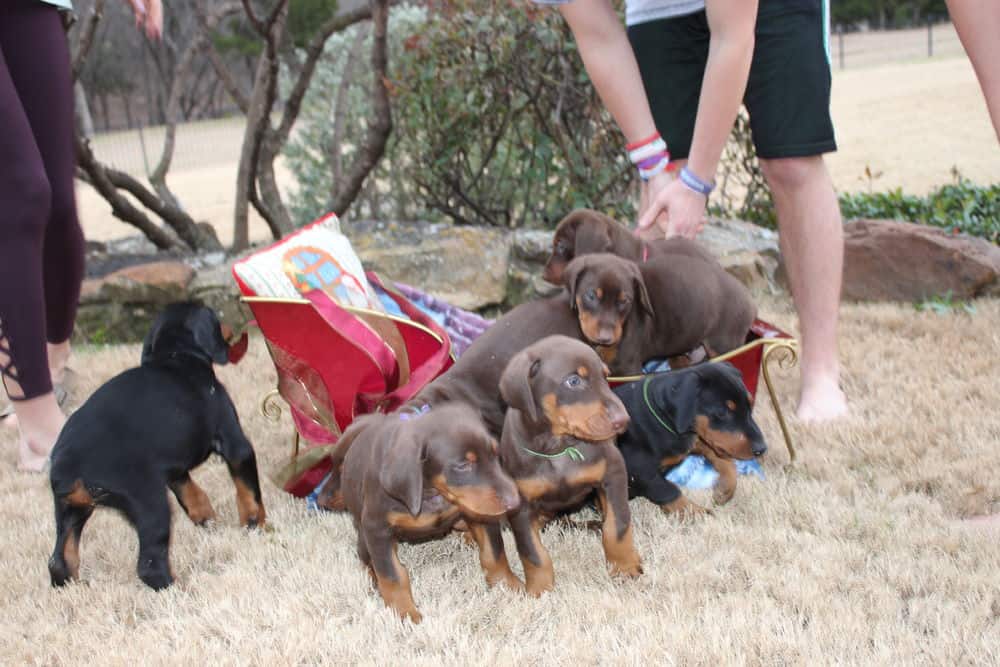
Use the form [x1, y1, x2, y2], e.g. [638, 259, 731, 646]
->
[831, 20, 964, 70]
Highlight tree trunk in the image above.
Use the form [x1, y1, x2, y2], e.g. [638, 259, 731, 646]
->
[329, 0, 393, 217]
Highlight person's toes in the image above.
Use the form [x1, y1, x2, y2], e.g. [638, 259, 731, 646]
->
[797, 382, 848, 423]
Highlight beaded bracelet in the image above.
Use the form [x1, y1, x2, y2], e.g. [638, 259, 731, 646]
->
[628, 132, 670, 181]
[679, 165, 715, 195]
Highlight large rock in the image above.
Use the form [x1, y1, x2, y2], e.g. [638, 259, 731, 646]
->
[699, 218, 780, 290]
[80, 260, 195, 305]
[346, 221, 512, 310]
[842, 219, 1000, 301]
[507, 229, 560, 306]
[76, 260, 196, 342]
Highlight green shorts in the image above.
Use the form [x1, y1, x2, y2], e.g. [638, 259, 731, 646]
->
[627, 0, 836, 160]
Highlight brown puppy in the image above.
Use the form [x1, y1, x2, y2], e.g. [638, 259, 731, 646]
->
[468, 336, 642, 597]
[561, 252, 755, 375]
[410, 255, 645, 435]
[324, 403, 521, 623]
[543, 208, 715, 285]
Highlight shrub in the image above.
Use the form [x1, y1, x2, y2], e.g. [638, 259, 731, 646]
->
[839, 171, 1000, 243]
[287, 1, 636, 228]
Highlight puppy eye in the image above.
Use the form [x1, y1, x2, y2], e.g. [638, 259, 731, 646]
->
[564, 374, 585, 389]
[556, 240, 569, 255]
[585, 289, 598, 303]
[617, 298, 631, 312]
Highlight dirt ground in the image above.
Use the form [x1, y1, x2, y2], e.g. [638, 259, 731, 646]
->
[76, 54, 999, 247]
[2, 295, 998, 663]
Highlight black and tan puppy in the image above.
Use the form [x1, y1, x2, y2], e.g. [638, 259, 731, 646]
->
[467, 336, 641, 597]
[327, 403, 520, 623]
[48, 302, 264, 591]
[564, 252, 756, 374]
[543, 208, 715, 285]
[612, 362, 766, 516]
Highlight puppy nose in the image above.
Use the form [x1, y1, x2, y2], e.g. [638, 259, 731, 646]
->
[751, 439, 768, 457]
[609, 407, 630, 433]
[595, 331, 617, 346]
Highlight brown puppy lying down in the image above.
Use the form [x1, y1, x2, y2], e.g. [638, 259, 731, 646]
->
[563, 253, 756, 375]
[317, 403, 520, 623]
[410, 255, 646, 435]
[543, 208, 716, 285]
[466, 336, 642, 597]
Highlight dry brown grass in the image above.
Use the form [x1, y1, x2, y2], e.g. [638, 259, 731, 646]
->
[1, 295, 998, 664]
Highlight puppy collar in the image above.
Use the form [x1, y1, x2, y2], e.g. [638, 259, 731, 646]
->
[520, 444, 585, 462]
[399, 404, 431, 421]
[641, 376, 677, 435]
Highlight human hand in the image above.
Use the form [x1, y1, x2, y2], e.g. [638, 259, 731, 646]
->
[123, 0, 163, 40]
[638, 170, 672, 239]
[637, 177, 707, 239]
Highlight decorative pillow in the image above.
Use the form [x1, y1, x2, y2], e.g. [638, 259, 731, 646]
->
[233, 213, 384, 312]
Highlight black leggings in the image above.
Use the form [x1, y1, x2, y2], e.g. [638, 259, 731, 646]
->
[0, 0, 85, 401]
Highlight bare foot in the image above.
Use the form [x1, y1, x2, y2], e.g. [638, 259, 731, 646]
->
[13, 393, 66, 473]
[796, 376, 848, 423]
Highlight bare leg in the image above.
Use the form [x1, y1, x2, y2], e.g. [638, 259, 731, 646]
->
[759, 155, 847, 422]
[946, 0, 1000, 142]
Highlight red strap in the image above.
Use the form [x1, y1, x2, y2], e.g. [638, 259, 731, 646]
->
[303, 289, 400, 390]
[366, 273, 453, 410]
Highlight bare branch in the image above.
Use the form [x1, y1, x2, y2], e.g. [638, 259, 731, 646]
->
[71, 0, 105, 82]
[75, 135, 179, 250]
[275, 4, 374, 144]
[194, 1, 250, 113]
[330, 0, 392, 217]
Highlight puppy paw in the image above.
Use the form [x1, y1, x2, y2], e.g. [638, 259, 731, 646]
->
[660, 496, 713, 520]
[712, 483, 736, 506]
[398, 607, 423, 624]
[610, 559, 644, 578]
[526, 582, 553, 598]
[487, 571, 525, 592]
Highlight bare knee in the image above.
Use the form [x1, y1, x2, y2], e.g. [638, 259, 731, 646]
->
[758, 156, 825, 195]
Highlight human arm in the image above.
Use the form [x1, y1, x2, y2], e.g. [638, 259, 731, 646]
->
[123, 0, 163, 40]
[637, 0, 757, 238]
[553, 0, 671, 221]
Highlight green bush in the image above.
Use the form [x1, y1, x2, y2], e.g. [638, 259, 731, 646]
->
[287, 1, 636, 228]
[839, 172, 1000, 243]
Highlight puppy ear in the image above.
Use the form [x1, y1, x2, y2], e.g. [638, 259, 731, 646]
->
[141, 314, 165, 364]
[191, 308, 230, 365]
[628, 262, 654, 319]
[671, 368, 704, 432]
[379, 428, 427, 516]
[543, 217, 582, 286]
[563, 255, 591, 312]
[500, 349, 541, 423]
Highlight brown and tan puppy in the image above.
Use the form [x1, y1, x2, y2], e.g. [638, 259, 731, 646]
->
[320, 403, 521, 623]
[467, 336, 642, 597]
[410, 254, 646, 435]
[543, 208, 715, 285]
[563, 252, 756, 375]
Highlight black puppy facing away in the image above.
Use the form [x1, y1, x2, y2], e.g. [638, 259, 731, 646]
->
[612, 362, 766, 517]
[48, 302, 265, 590]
